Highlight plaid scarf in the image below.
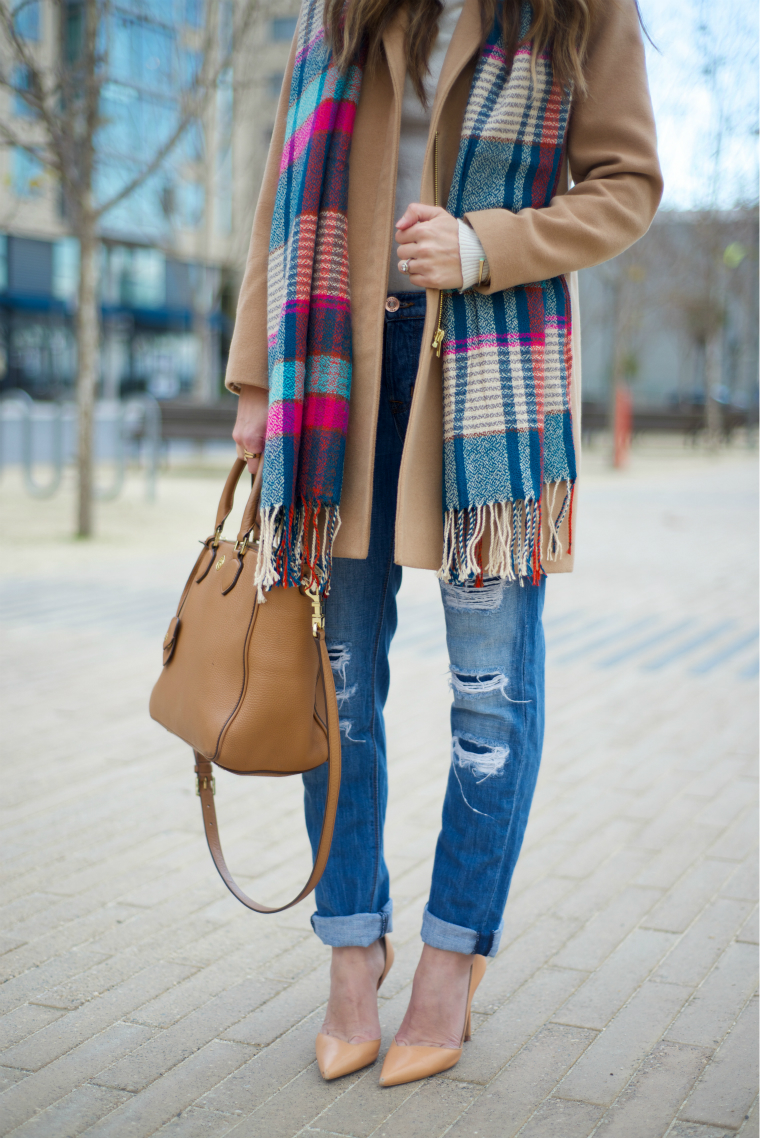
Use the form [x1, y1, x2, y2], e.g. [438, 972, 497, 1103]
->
[257, 0, 576, 596]
[441, 7, 577, 584]
[255, 0, 362, 597]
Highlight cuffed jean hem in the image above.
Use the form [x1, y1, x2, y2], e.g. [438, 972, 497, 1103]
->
[310, 900, 393, 948]
[421, 904, 503, 958]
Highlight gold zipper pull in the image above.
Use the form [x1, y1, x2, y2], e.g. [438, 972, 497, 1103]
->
[432, 327, 444, 357]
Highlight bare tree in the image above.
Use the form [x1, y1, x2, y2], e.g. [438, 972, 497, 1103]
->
[656, 210, 757, 448]
[594, 245, 648, 464]
[0, 0, 261, 536]
[679, 2, 758, 443]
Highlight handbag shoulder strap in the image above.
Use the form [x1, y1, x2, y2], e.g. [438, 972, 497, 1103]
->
[193, 628, 341, 913]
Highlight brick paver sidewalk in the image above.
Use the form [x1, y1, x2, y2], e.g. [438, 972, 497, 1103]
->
[1, 445, 757, 1138]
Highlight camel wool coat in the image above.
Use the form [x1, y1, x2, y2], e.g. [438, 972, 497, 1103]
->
[225, 0, 663, 574]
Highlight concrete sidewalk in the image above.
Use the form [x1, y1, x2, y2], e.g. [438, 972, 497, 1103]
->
[0, 444, 757, 1138]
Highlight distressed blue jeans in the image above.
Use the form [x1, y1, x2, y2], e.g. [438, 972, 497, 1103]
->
[303, 293, 546, 958]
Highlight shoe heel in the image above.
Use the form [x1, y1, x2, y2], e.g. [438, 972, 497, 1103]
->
[461, 956, 487, 1045]
[378, 937, 394, 991]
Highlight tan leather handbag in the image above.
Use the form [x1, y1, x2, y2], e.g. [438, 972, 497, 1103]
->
[149, 458, 341, 913]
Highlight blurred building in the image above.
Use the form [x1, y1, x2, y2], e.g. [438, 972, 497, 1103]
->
[579, 209, 759, 415]
[2, 7, 757, 415]
[0, 0, 299, 402]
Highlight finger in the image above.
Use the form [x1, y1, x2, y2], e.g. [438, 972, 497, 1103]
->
[396, 202, 443, 230]
[395, 205, 421, 230]
[396, 242, 418, 262]
[396, 223, 425, 246]
[403, 203, 442, 225]
[240, 437, 264, 473]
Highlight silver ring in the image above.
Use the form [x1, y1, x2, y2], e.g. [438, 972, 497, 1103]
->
[400, 260, 409, 274]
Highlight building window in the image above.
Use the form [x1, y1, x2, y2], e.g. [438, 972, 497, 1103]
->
[13, 0, 40, 41]
[97, 161, 170, 239]
[99, 84, 177, 163]
[13, 148, 44, 197]
[110, 15, 175, 92]
[271, 17, 297, 41]
[117, 0, 174, 23]
[130, 247, 166, 308]
[182, 48, 202, 88]
[52, 238, 80, 303]
[178, 181, 205, 228]
[179, 119, 204, 162]
[185, 0, 204, 28]
[102, 245, 166, 309]
[8, 236, 53, 294]
[12, 64, 36, 118]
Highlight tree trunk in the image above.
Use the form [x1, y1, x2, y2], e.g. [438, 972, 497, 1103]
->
[704, 328, 723, 450]
[76, 218, 100, 538]
[607, 275, 625, 465]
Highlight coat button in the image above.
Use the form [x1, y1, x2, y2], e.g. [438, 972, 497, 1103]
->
[385, 296, 400, 312]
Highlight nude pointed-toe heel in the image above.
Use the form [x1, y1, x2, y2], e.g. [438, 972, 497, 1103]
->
[378, 954, 487, 1087]
[315, 1033, 383, 1081]
[316, 936, 395, 1081]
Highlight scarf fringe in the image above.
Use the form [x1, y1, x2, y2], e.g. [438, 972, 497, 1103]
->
[253, 502, 342, 603]
[438, 482, 574, 587]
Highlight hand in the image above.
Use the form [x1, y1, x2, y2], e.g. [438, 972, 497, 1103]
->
[232, 384, 268, 474]
[395, 204, 463, 290]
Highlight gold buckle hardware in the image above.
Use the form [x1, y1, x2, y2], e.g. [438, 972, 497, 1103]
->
[234, 535, 252, 555]
[305, 584, 324, 638]
[195, 775, 216, 796]
[211, 525, 223, 549]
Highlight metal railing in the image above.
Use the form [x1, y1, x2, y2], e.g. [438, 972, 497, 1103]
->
[0, 393, 162, 502]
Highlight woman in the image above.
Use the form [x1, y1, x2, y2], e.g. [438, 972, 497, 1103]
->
[228, 0, 662, 1086]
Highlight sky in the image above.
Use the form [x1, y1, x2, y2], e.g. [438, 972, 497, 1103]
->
[638, 0, 759, 211]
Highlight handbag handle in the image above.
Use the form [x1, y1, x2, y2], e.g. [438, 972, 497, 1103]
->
[214, 457, 247, 534]
[193, 627, 341, 913]
[212, 458, 264, 544]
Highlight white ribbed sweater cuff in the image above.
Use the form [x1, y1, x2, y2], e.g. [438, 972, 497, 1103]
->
[457, 219, 490, 290]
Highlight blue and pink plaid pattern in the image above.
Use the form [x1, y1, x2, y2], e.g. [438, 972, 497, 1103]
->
[441, 5, 577, 584]
[256, 0, 363, 596]
[256, 0, 577, 595]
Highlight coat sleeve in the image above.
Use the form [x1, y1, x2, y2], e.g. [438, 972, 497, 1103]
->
[464, 0, 664, 291]
[225, 22, 300, 393]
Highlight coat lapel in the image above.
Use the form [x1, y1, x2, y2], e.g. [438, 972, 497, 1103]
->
[429, 0, 483, 128]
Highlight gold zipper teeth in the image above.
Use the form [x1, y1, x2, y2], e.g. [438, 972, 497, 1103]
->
[432, 130, 445, 358]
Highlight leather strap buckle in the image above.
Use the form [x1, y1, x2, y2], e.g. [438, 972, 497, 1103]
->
[234, 535, 255, 555]
[196, 774, 216, 796]
[305, 584, 324, 638]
